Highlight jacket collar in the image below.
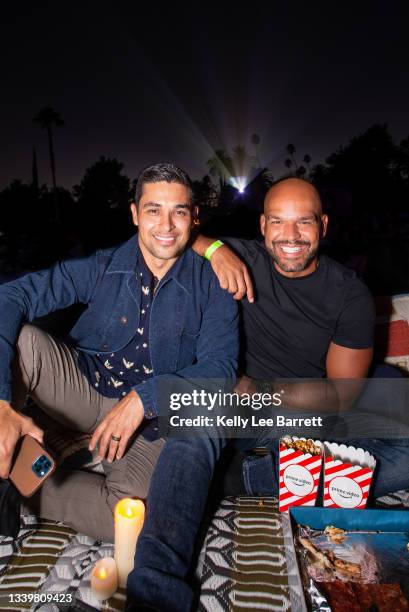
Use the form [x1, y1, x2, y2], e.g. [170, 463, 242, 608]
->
[106, 235, 194, 294]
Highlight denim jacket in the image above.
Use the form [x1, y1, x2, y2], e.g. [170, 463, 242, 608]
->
[0, 237, 239, 417]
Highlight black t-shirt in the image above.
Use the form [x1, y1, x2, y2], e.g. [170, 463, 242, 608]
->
[224, 238, 375, 379]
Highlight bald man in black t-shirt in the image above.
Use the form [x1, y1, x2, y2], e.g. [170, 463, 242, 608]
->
[202, 178, 374, 386]
[194, 178, 376, 418]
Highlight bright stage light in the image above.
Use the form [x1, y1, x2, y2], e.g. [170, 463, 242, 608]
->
[229, 176, 247, 194]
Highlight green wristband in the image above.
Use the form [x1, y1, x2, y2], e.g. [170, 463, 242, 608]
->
[204, 240, 224, 260]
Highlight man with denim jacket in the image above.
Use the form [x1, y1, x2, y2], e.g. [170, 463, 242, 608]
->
[0, 163, 238, 542]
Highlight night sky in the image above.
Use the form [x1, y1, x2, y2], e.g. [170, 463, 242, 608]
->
[1, 2, 408, 190]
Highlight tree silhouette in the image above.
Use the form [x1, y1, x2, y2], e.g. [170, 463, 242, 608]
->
[286, 143, 298, 169]
[396, 136, 409, 181]
[32, 148, 39, 198]
[206, 149, 234, 188]
[303, 154, 312, 173]
[33, 107, 64, 223]
[33, 107, 64, 193]
[284, 158, 293, 175]
[310, 124, 409, 215]
[192, 175, 219, 208]
[0, 180, 74, 271]
[296, 165, 307, 178]
[251, 133, 261, 168]
[73, 156, 132, 252]
[251, 134, 260, 146]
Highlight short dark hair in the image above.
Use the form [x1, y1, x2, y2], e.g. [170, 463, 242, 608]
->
[134, 163, 193, 206]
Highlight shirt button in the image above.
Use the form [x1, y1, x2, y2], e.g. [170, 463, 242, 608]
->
[102, 344, 108, 350]
[147, 410, 154, 418]
[120, 316, 128, 324]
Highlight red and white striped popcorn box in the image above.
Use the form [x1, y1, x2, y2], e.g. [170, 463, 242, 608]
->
[323, 442, 376, 509]
[279, 436, 323, 512]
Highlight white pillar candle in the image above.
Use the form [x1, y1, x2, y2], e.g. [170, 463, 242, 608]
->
[90, 557, 118, 602]
[114, 498, 145, 587]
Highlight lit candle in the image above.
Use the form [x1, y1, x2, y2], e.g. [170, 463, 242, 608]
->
[90, 557, 118, 601]
[114, 498, 145, 587]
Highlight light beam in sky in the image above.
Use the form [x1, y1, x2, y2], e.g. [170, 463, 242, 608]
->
[229, 176, 247, 193]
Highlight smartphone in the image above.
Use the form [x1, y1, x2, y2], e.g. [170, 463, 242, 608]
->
[9, 435, 56, 497]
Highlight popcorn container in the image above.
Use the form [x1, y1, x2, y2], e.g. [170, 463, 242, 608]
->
[279, 436, 323, 512]
[323, 442, 376, 509]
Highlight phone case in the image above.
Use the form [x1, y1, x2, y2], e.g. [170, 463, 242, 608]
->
[9, 435, 56, 497]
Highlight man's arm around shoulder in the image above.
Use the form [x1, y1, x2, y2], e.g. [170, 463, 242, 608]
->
[192, 234, 254, 302]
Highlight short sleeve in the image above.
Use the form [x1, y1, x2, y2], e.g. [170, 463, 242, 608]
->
[332, 278, 375, 349]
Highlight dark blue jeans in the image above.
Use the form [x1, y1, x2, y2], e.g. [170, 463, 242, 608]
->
[127, 436, 228, 611]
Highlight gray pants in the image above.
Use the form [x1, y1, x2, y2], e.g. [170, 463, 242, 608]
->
[12, 325, 165, 542]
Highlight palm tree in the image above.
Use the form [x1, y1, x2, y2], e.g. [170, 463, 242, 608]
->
[296, 165, 307, 178]
[33, 107, 64, 210]
[286, 143, 298, 169]
[303, 154, 312, 174]
[32, 147, 39, 197]
[284, 158, 293, 175]
[206, 149, 233, 188]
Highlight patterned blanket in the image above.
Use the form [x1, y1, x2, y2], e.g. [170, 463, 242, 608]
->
[0, 497, 307, 612]
[1, 494, 409, 611]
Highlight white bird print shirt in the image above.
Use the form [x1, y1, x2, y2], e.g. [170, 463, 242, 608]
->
[77, 252, 158, 400]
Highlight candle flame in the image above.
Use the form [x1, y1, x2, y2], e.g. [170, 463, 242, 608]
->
[98, 567, 108, 580]
[115, 498, 145, 520]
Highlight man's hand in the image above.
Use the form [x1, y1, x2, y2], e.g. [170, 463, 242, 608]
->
[234, 375, 258, 395]
[0, 400, 44, 479]
[89, 390, 145, 462]
[210, 246, 254, 302]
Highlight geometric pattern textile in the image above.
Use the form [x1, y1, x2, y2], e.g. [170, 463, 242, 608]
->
[197, 497, 305, 612]
[1, 495, 406, 611]
[0, 516, 124, 611]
